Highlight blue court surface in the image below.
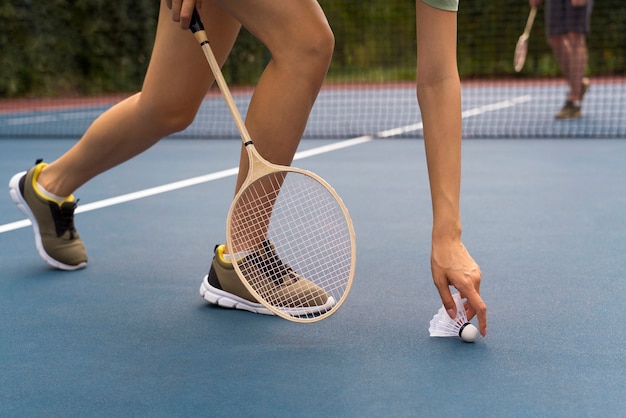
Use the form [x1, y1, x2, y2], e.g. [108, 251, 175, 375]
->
[1, 132, 625, 417]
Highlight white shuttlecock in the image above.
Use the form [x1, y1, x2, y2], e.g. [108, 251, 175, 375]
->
[429, 293, 479, 343]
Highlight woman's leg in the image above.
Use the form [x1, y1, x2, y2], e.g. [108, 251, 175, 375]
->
[38, 0, 241, 197]
[213, 0, 334, 193]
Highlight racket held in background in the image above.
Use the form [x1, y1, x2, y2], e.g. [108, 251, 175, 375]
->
[514, 6, 537, 72]
[189, 9, 356, 323]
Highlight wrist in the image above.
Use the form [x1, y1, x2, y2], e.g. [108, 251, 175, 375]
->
[431, 220, 462, 243]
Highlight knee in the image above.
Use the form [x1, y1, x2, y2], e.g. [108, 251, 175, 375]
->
[548, 34, 566, 50]
[566, 32, 586, 46]
[308, 24, 335, 73]
[308, 24, 335, 69]
[279, 23, 334, 76]
[138, 96, 199, 136]
[159, 110, 197, 135]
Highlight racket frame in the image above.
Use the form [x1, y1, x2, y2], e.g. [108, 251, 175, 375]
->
[514, 6, 537, 72]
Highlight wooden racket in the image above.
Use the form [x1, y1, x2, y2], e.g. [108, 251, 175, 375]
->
[514, 6, 537, 72]
[189, 9, 356, 322]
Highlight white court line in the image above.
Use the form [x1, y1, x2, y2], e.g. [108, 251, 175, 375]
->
[5, 111, 105, 126]
[0, 95, 530, 234]
[377, 95, 531, 138]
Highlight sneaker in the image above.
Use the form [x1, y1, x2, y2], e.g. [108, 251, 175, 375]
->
[555, 100, 582, 120]
[199, 242, 336, 316]
[9, 160, 87, 270]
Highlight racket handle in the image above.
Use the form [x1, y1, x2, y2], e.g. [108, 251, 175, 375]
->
[524, 7, 537, 35]
[190, 8, 204, 33]
[188, 8, 254, 145]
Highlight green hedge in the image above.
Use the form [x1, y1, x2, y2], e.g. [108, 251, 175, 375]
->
[0, 0, 157, 97]
[1, 0, 623, 98]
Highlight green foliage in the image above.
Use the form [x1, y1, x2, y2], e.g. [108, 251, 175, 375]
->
[0, 0, 157, 97]
[222, 29, 267, 86]
[322, 0, 417, 81]
[0, 0, 623, 98]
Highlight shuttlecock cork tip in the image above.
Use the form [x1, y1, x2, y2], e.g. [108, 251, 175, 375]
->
[459, 323, 479, 343]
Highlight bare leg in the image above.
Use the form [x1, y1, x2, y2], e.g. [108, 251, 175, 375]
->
[566, 32, 588, 102]
[549, 34, 571, 79]
[549, 32, 588, 102]
[213, 0, 334, 193]
[38, 0, 241, 196]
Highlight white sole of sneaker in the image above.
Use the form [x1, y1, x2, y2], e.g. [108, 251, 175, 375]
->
[9, 171, 87, 271]
[278, 296, 337, 318]
[200, 275, 274, 315]
[199, 275, 337, 317]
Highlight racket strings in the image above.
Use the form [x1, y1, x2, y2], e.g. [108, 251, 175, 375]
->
[245, 240, 295, 286]
[229, 171, 353, 319]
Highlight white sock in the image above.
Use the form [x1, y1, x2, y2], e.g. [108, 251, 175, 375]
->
[36, 181, 69, 203]
[219, 246, 253, 263]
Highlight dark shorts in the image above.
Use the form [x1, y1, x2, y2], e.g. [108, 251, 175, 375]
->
[546, 0, 593, 36]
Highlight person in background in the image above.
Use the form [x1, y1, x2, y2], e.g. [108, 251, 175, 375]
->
[530, 0, 593, 119]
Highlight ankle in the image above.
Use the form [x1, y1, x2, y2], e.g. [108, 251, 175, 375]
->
[37, 166, 75, 199]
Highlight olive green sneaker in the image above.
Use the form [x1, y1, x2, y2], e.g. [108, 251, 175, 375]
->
[9, 160, 87, 270]
[199, 242, 335, 316]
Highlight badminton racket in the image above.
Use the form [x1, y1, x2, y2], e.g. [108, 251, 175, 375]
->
[514, 6, 537, 72]
[189, 9, 356, 323]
